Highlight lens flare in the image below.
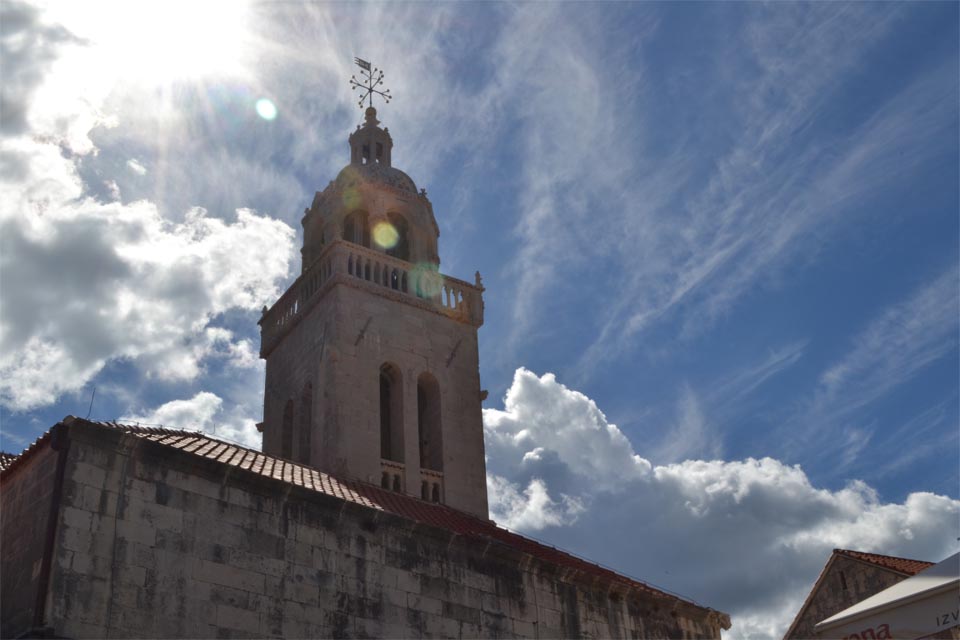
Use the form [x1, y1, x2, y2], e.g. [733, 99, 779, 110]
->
[411, 263, 443, 298]
[255, 98, 277, 121]
[373, 221, 399, 249]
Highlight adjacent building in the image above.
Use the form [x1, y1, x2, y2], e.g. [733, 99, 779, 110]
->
[783, 548, 934, 640]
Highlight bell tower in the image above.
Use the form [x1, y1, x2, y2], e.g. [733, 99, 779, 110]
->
[258, 63, 488, 518]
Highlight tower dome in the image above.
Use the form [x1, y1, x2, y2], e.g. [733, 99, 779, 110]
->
[300, 106, 440, 271]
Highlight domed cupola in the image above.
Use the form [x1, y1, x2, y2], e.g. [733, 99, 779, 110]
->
[349, 107, 393, 166]
[300, 105, 440, 272]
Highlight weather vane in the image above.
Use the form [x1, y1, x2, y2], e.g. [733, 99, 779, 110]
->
[349, 58, 392, 109]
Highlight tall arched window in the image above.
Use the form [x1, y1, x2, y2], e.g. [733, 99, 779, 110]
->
[379, 364, 404, 463]
[343, 212, 370, 247]
[417, 373, 442, 472]
[281, 400, 294, 460]
[297, 383, 312, 465]
[385, 213, 409, 261]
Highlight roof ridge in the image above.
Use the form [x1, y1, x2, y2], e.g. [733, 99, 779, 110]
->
[834, 548, 933, 566]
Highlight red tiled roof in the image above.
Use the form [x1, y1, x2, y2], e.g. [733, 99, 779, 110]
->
[835, 548, 934, 576]
[1, 417, 728, 624]
[0, 451, 19, 472]
[782, 548, 935, 639]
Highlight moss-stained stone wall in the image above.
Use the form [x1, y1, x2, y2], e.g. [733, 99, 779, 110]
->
[1, 441, 59, 637]
[785, 556, 912, 640]
[34, 422, 726, 639]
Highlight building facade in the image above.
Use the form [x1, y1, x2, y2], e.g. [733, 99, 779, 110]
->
[783, 548, 934, 640]
[259, 106, 488, 518]
[1, 418, 730, 639]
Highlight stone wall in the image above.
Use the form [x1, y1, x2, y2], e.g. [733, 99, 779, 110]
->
[262, 276, 488, 518]
[35, 422, 724, 639]
[0, 439, 59, 637]
[785, 555, 911, 639]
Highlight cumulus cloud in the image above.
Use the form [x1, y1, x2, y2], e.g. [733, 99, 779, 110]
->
[121, 390, 261, 449]
[483, 368, 959, 639]
[0, 22, 297, 412]
[0, 0, 84, 135]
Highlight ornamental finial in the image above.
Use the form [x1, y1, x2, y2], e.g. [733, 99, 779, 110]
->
[349, 58, 392, 110]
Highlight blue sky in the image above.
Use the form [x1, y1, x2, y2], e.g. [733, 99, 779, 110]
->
[1, 1, 957, 636]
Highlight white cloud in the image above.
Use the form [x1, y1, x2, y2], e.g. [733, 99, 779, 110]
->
[0, 134, 295, 411]
[652, 384, 724, 464]
[483, 368, 960, 639]
[126, 158, 146, 175]
[461, 2, 953, 382]
[487, 475, 584, 531]
[817, 268, 958, 412]
[484, 368, 652, 491]
[782, 269, 959, 463]
[121, 390, 261, 449]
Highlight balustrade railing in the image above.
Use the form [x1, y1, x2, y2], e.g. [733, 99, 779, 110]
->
[420, 468, 444, 504]
[260, 240, 484, 354]
[380, 459, 405, 492]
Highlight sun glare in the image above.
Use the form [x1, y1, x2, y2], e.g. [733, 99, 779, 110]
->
[255, 98, 278, 121]
[50, 0, 250, 84]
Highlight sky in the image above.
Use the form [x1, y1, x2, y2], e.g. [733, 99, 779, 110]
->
[1, 1, 957, 637]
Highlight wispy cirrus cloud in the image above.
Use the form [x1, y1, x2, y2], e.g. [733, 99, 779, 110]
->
[782, 267, 959, 466]
[460, 3, 953, 386]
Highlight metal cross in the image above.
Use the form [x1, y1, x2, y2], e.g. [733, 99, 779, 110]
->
[349, 58, 392, 109]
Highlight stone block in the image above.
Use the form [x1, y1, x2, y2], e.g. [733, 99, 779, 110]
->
[116, 518, 157, 547]
[396, 568, 421, 594]
[512, 617, 539, 638]
[407, 593, 442, 615]
[442, 599, 480, 624]
[62, 505, 94, 530]
[216, 604, 261, 632]
[72, 462, 107, 489]
[195, 559, 265, 594]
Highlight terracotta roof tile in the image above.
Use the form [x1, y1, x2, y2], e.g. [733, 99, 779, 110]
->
[0, 451, 18, 472]
[1, 417, 728, 623]
[835, 549, 934, 576]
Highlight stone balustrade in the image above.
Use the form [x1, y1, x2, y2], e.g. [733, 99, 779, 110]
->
[420, 468, 444, 504]
[380, 459, 405, 492]
[259, 240, 483, 355]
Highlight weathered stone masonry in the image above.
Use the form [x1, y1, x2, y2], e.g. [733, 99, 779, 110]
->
[784, 549, 936, 640]
[1, 419, 730, 639]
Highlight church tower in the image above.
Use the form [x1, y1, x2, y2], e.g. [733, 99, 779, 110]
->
[258, 102, 488, 518]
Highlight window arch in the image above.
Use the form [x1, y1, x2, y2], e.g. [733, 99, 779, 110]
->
[281, 399, 294, 460]
[417, 372, 442, 472]
[297, 383, 312, 465]
[379, 363, 404, 463]
[385, 212, 410, 261]
[343, 211, 370, 247]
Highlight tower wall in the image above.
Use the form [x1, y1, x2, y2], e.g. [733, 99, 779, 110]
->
[262, 274, 488, 519]
[261, 106, 488, 518]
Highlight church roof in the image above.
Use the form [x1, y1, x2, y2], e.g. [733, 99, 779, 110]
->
[2, 417, 728, 625]
[0, 451, 18, 472]
[335, 162, 418, 195]
[832, 548, 934, 576]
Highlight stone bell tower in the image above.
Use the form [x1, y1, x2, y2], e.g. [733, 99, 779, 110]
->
[258, 102, 488, 518]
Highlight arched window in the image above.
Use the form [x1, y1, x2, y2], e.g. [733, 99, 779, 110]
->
[343, 212, 370, 247]
[281, 400, 294, 460]
[385, 213, 409, 261]
[417, 373, 442, 472]
[297, 383, 312, 465]
[379, 364, 404, 463]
